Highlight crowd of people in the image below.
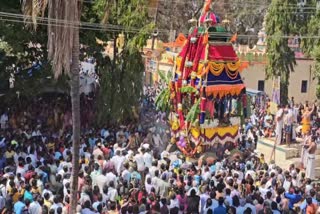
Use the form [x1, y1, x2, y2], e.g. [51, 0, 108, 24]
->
[0, 93, 319, 214]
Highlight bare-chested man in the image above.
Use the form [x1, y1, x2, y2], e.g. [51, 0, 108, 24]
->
[305, 135, 317, 179]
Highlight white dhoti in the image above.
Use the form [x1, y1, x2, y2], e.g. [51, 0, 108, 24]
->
[292, 124, 296, 140]
[301, 148, 308, 168]
[306, 153, 316, 179]
[275, 122, 283, 145]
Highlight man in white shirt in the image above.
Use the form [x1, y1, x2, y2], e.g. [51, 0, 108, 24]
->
[134, 148, 145, 175]
[95, 169, 108, 194]
[28, 196, 42, 214]
[143, 149, 153, 169]
[106, 181, 118, 202]
[275, 105, 285, 145]
[250, 112, 258, 126]
[243, 197, 256, 214]
[245, 165, 256, 180]
[105, 170, 117, 188]
[110, 150, 125, 175]
[149, 161, 158, 177]
[121, 163, 131, 183]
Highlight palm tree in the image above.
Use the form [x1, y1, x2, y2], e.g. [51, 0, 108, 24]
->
[21, 0, 81, 212]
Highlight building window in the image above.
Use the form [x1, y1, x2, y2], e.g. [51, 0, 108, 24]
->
[258, 80, 265, 92]
[301, 80, 308, 93]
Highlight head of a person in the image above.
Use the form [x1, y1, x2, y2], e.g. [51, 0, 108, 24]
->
[232, 195, 240, 207]
[271, 201, 278, 210]
[190, 189, 196, 197]
[266, 191, 272, 199]
[218, 197, 224, 206]
[83, 200, 91, 208]
[227, 206, 236, 214]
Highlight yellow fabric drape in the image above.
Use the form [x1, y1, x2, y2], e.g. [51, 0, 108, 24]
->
[226, 61, 241, 71]
[208, 61, 224, 76]
[175, 58, 243, 79]
[225, 67, 239, 80]
[206, 61, 241, 77]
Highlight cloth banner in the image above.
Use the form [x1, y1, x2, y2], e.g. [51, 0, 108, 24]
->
[272, 77, 280, 105]
[199, 125, 240, 145]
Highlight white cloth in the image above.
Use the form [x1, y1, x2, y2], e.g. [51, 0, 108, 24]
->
[244, 203, 256, 214]
[95, 174, 108, 194]
[275, 109, 284, 144]
[143, 152, 153, 168]
[301, 136, 311, 167]
[28, 201, 42, 214]
[284, 109, 293, 126]
[106, 187, 118, 202]
[134, 153, 145, 172]
[105, 172, 117, 186]
[306, 153, 316, 179]
[110, 155, 125, 175]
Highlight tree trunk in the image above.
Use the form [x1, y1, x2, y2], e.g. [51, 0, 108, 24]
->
[70, 27, 81, 213]
[280, 72, 289, 105]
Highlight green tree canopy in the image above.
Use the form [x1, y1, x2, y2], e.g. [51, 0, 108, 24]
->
[265, 0, 297, 104]
[91, 0, 154, 126]
[302, 1, 320, 98]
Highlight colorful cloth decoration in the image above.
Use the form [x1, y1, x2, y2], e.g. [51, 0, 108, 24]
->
[200, 125, 240, 144]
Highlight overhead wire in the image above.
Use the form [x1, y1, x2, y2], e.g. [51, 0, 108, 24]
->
[1, 9, 320, 39]
[0, 11, 170, 33]
[2, 15, 320, 41]
[80, 0, 320, 11]
[0, 12, 170, 34]
[0, 9, 319, 33]
[81, 0, 314, 7]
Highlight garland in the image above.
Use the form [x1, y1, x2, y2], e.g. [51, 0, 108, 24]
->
[225, 67, 239, 80]
[207, 60, 241, 78]
[226, 61, 241, 71]
[208, 61, 224, 75]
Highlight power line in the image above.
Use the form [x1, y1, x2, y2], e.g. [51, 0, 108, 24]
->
[80, 0, 320, 11]
[0, 17, 165, 35]
[0, 11, 170, 34]
[2, 11, 320, 40]
[2, 16, 320, 41]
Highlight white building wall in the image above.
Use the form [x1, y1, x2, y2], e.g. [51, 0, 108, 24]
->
[241, 60, 317, 103]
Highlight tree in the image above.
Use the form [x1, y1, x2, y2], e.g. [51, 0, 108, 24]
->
[96, 49, 145, 125]
[0, 0, 70, 106]
[265, 0, 297, 104]
[302, 0, 320, 98]
[157, 0, 203, 40]
[93, 0, 154, 126]
[156, 0, 271, 43]
[226, 0, 271, 45]
[21, 0, 81, 212]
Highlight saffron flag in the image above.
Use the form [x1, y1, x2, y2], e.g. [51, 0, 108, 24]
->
[230, 33, 238, 43]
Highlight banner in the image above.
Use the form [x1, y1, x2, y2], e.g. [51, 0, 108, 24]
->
[272, 76, 280, 105]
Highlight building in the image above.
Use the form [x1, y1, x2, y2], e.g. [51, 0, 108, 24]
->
[235, 31, 317, 102]
[241, 61, 317, 103]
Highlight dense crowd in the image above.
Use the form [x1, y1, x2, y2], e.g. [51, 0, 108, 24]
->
[0, 94, 319, 214]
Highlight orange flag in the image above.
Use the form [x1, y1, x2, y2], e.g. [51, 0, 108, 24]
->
[230, 33, 238, 43]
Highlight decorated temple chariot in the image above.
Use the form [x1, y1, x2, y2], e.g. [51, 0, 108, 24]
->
[157, 0, 248, 158]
